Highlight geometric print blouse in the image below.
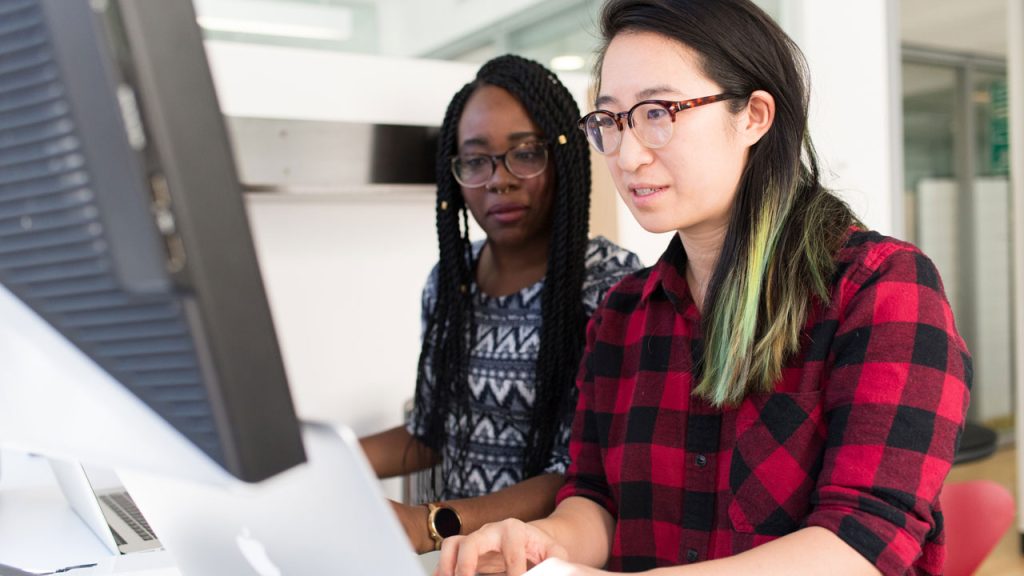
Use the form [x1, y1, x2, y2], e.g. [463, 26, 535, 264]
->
[408, 235, 643, 500]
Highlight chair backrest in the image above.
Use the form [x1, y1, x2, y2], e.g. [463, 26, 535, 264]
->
[401, 398, 442, 505]
[941, 479, 1015, 576]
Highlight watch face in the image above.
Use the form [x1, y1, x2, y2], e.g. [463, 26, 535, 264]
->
[433, 507, 461, 538]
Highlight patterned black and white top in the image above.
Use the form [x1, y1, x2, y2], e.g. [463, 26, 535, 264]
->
[407, 236, 643, 499]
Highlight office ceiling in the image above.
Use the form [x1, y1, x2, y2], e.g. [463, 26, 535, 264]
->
[192, 0, 1009, 64]
[901, 0, 1007, 57]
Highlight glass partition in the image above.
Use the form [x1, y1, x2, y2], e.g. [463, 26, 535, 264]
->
[903, 52, 1012, 432]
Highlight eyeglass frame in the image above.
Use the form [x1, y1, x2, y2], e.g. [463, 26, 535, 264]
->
[449, 139, 551, 188]
[577, 92, 742, 154]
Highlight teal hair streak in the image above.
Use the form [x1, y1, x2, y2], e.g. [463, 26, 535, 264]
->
[697, 176, 792, 407]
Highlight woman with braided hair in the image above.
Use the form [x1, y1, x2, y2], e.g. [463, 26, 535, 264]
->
[360, 54, 642, 554]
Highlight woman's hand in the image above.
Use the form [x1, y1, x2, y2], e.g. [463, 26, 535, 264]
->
[390, 500, 434, 554]
[434, 518, 571, 576]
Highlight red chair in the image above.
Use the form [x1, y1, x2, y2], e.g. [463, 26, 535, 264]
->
[941, 479, 1015, 576]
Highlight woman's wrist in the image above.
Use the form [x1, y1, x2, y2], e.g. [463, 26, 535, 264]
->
[390, 500, 434, 554]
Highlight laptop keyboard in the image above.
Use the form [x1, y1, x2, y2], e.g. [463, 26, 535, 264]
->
[100, 492, 158, 541]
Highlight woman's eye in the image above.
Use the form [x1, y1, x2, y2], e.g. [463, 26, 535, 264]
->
[462, 156, 488, 169]
[646, 107, 669, 121]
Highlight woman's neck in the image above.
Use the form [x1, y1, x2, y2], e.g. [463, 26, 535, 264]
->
[475, 237, 549, 297]
[679, 227, 726, 312]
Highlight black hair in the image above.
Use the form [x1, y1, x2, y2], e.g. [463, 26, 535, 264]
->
[413, 54, 592, 493]
[595, 0, 859, 405]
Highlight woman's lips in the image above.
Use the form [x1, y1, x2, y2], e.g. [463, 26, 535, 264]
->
[488, 203, 528, 223]
[628, 184, 667, 206]
[632, 186, 663, 197]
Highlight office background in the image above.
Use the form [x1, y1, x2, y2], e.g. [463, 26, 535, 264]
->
[184, 0, 1022, 521]
[0, 1, 1018, 574]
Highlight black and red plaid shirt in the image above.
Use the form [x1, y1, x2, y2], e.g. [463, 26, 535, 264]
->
[556, 229, 971, 575]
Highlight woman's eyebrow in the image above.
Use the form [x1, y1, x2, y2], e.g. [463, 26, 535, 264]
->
[460, 137, 488, 148]
[636, 85, 682, 100]
[460, 132, 542, 148]
[508, 131, 543, 142]
[594, 84, 683, 109]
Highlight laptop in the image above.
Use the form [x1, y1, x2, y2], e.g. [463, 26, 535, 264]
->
[48, 458, 162, 555]
[116, 421, 435, 576]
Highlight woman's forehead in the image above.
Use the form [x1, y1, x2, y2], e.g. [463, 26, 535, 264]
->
[599, 31, 709, 104]
[458, 85, 541, 145]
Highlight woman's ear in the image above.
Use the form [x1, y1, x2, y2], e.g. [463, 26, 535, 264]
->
[739, 89, 775, 145]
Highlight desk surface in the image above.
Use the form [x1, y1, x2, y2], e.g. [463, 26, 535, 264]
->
[0, 448, 110, 570]
[0, 449, 175, 575]
[0, 449, 443, 575]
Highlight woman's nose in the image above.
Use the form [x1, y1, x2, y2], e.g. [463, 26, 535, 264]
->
[485, 158, 515, 192]
[616, 128, 654, 173]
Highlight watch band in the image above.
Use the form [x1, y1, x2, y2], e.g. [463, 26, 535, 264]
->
[426, 502, 463, 551]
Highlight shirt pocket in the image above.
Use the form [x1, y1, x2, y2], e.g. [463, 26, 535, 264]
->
[728, 391, 825, 535]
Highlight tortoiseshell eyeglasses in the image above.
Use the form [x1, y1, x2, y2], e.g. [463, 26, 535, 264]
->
[578, 93, 741, 155]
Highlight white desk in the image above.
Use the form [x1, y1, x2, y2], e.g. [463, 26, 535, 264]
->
[0, 449, 443, 576]
[0, 449, 176, 575]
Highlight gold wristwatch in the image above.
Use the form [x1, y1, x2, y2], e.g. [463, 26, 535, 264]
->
[426, 502, 462, 551]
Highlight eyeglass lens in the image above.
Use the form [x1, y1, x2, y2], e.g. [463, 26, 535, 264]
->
[451, 141, 548, 187]
[583, 102, 675, 154]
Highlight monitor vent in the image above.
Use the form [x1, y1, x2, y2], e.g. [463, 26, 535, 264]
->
[0, 3, 224, 465]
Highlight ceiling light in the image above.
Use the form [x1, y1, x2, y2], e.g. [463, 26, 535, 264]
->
[197, 16, 349, 41]
[192, 0, 353, 42]
[550, 55, 585, 71]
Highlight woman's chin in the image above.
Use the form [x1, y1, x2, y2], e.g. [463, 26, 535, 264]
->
[629, 215, 680, 236]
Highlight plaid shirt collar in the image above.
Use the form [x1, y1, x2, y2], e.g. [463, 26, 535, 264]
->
[642, 227, 862, 318]
[643, 233, 692, 311]
[640, 234, 700, 320]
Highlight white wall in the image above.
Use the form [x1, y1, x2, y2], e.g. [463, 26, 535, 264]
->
[205, 44, 484, 499]
[244, 193, 436, 434]
[205, 41, 477, 125]
[781, 0, 901, 237]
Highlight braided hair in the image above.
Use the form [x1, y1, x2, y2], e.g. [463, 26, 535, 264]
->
[413, 54, 592, 493]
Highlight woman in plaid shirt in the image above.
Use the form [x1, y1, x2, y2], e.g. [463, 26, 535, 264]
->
[436, 1, 970, 575]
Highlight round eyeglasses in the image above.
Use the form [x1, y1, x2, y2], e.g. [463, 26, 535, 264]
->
[577, 93, 740, 155]
[450, 140, 549, 188]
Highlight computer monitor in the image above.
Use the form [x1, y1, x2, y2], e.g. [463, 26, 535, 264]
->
[0, 0, 305, 483]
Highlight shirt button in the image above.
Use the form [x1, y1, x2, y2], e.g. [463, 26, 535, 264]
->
[687, 549, 699, 562]
[695, 454, 707, 467]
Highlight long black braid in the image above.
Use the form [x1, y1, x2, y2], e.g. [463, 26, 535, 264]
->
[413, 54, 592, 495]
